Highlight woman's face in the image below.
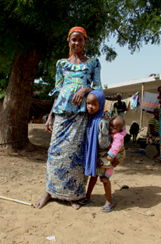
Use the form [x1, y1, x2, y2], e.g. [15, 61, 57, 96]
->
[87, 94, 100, 115]
[68, 32, 86, 54]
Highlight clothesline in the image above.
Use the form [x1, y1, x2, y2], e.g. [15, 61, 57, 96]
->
[105, 91, 159, 113]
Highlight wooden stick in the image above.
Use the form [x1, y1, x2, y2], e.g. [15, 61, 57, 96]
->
[0, 195, 32, 206]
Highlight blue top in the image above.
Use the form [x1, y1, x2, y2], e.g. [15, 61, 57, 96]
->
[49, 58, 102, 114]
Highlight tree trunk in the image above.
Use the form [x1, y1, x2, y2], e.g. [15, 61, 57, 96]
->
[0, 49, 41, 151]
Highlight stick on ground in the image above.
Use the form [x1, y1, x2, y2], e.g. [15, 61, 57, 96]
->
[0, 195, 33, 206]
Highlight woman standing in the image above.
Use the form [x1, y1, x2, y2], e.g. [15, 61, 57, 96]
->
[35, 26, 102, 209]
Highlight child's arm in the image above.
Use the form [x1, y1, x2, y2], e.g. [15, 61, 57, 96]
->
[107, 131, 126, 159]
[106, 154, 119, 167]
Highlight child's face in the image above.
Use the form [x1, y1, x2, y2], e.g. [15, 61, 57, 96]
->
[87, 94, 100, 115]
[110, 119, 122, 134]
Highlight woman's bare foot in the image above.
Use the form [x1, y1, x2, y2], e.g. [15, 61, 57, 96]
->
[34, 192, 51, 209]
[70, 201, 81, 210]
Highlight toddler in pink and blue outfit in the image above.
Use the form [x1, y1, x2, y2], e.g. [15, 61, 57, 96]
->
[97, 116, 127, 178]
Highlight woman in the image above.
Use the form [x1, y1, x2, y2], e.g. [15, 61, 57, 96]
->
[35, 26, 102, 209]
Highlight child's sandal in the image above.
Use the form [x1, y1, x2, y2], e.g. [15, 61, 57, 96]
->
[101, 204, 115, 213]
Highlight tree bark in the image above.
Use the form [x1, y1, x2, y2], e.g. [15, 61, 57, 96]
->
[0, 49, 41, 151]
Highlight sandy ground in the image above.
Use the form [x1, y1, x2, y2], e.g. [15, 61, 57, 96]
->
[0, 123, 161, 244]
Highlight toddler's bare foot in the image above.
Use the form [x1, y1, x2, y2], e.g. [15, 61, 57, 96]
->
[34, 192, 51, 209]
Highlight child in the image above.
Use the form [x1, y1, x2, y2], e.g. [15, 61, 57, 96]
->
[82, 90, 126, 212]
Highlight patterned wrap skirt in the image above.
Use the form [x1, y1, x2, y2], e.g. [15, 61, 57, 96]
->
[46, 113, 88, 201]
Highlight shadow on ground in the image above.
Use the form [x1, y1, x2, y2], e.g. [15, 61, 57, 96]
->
[87, 185, 161, 210]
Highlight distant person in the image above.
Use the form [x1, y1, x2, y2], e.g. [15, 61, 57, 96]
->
[113, 95, 127, 117]
[157, 85, 161, 160]
[147, 108, 160, 160]
[157, 85, 161, 104]
[82, 90, 126, 212]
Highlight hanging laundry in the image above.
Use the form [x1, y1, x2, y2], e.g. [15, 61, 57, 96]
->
[141, 91, 160, 112]
[130, 92, 140, 110]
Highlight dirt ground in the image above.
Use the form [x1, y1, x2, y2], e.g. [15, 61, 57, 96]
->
[0, 123, 161, 244]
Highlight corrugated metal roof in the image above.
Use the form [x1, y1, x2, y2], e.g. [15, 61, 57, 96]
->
[104, 74, 161, 98]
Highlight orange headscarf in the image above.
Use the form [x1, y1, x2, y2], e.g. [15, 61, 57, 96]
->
[68, 26, 88, 40]
[67, 26, 88, 57]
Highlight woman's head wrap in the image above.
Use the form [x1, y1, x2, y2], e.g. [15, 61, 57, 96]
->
[67, 26, 88, 40]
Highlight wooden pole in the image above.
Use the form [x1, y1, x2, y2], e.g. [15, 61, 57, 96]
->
[0, 195, 33, 206]
[140, 83, 144, 129]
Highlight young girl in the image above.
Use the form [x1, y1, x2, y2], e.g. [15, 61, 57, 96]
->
[82, 90, 126, 212]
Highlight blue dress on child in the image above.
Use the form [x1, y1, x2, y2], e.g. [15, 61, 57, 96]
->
[46, 58, 102, 201]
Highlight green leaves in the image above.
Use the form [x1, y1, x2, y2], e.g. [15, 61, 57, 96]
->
[0, 0, 161, 91]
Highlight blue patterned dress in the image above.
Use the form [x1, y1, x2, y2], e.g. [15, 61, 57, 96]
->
[46, 58, 102, 201]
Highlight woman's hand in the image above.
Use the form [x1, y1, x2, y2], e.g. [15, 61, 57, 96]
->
[45, 114, 53, 133]
[72, 88, 91, 106]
